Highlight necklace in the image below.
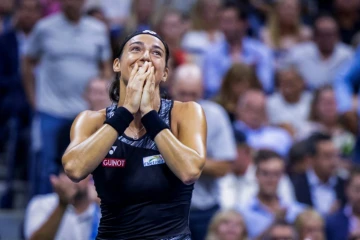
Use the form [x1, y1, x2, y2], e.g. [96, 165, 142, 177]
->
[127, 126, 145, 140]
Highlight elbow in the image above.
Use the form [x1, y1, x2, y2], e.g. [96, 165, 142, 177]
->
[180, 165, 203, 185]
[62, 156, 87, 183]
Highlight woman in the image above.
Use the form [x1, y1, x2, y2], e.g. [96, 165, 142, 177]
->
[205, 209, 248, 240]
[295, 208, 325, 240]
[260, 0, 312, 67]
[62, 30, 207, 240]
[299, 85, 355, 156]
[214, 63, 262, 123]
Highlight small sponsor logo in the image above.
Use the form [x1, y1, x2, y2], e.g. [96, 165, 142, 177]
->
[109, 146, 117, 155]
[143, 155, 165, 167]
[102, 158, 126, 168]
[143, 30, 157, 35]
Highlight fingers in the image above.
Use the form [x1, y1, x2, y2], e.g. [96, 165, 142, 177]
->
[143, 66, 154, 93]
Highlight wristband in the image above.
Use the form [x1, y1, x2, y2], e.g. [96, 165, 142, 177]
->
[104, 107, 134, 135]
[141, 110, 169, 140]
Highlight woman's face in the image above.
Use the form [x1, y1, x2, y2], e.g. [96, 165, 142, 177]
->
[202, 0, 221, 23]
[301, 219, 325, 240]
[114, 34, 168, 85]
[316, 89, 338, 122]
[216, 216, 245, 240]
[231, 81, 249, 99]
[161, 12, 183, 43]
[277, 0, 299, 25]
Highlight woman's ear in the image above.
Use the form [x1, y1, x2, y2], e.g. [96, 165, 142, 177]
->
[113, 58, 121, 73]
[162, 67, 169, 82]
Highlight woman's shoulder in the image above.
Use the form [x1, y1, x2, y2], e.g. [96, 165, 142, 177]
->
[74, 109, 107, 129]
[171, 101, 205, 122]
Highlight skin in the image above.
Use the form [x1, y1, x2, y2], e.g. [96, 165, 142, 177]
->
[170, 64, 233, 177]
[62, 34, 207, 185]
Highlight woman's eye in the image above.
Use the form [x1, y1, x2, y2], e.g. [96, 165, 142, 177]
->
[153, 51, 162, 56]
[131, 47, 141, 52]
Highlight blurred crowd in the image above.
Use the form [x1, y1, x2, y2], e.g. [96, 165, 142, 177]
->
[0, 0, 360, 239]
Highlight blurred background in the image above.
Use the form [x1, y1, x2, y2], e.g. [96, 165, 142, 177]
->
[0, 0, 359, 239]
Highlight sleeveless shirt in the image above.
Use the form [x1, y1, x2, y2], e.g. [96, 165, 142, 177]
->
[92, 99, 194, 240]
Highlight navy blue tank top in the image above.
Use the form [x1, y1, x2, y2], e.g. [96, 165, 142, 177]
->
[92, 99, 194, 240]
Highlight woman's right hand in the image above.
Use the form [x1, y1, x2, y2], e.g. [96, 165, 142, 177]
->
[122, 62, 152, 114]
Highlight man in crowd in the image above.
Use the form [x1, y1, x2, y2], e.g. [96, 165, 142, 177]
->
[170, 63, 237, 240]
[22, 0, 112, 196]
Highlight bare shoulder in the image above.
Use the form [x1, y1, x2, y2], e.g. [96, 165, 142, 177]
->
[71, 109, 107, 136]
[172, 101, 206, 124]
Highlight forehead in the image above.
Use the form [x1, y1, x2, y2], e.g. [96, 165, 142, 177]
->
[258, 158, 284, 169]
[125, 34, 166, 51]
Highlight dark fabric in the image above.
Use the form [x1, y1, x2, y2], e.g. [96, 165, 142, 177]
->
[325, 209, 350, 240]
[104, 106, 134, 135]
[189, 205, 219, 240]
[141, 110, 169, 140]
[93, 99, 193, 239]
[291, 172, 347, 208]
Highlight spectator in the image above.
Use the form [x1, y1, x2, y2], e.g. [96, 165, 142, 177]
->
[295, 208, 325, 240]
[219, 131, 295, 210]
[261, 220, 298, 240]
[291, 132, 347, 216]
[121, 0, 156, 38]
[300, 86, 355, 157]
[24, 172, 100, 240]
[333, 0, 360, 44]
[234, 89, 293, 156]
[287, 140, 312, 179]
[205, 209, 248, 240]
[214, 63, 262, 123]
[170, 63, 237, 240]
[40, 0, 61, 16]
[326, 166, 360, 240]
[22, 0, 112, 196]
[0, 0, 42, 208]
[239, 150, 305, 239]
[286, 14, 353, 89]
[267, 67, 313, 137]
[202, 1, 274, 98]
[260, 0, 312, 67]
[181, 0, 223, 67]
[83, 77, 111, 111]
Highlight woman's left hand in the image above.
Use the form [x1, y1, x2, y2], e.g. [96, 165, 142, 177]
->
[140, 65, 155, 117]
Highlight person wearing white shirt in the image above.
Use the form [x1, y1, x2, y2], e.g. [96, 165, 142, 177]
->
[238, 149, 305, 239]
[219, 131, 295, 210]
[24, 172, 100, 240]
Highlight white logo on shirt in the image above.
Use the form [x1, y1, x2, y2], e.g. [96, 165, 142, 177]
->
[109, 146, 117, 155]
[143, 155, 165, 167]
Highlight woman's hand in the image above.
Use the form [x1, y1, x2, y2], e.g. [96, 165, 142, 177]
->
[140, 65, 155, 117]
[123, 62, 152, 114]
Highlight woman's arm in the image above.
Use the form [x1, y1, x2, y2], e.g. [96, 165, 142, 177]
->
[62, 110, 118, 182]
[154, 101, 207, 185]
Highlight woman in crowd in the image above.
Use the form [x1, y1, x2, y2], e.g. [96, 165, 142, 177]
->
[214, 63, 262, 122]
[206, 209, 248, 240]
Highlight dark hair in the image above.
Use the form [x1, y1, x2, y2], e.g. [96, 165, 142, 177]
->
[109, 31, 170, 103]
[254, 149, 283, 166]
[287, 140, 310, 167]
[306, 132, 332, 156]
[221, 0, 248, 21]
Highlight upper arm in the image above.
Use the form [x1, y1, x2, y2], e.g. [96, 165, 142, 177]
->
[64, 110, 105, 154]
[175, 101, 207, 159]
